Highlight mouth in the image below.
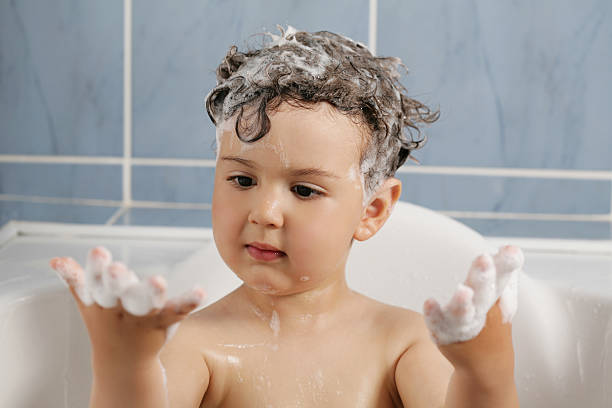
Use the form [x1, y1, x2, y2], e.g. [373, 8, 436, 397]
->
[245, 242, 286, 261]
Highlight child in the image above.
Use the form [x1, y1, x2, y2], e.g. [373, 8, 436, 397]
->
[50, 26, 523, 407]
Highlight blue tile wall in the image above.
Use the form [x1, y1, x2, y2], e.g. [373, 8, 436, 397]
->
[116, 208, 212, 228]
[132, 0, 369, 159]
[0, 163, 122, 200]
[0, 0, 124, 156]
[397, 172, 611, 214]
[378, 0, 612, 170]
[1, 1, 610, 238]
[132, 166, 215, 203]
[457, 218, 612, 240]
[0, 201, 119, 226]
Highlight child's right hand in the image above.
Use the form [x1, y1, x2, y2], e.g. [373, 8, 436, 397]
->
[50, 246, 206, 362]
[419, 246, 523, 407]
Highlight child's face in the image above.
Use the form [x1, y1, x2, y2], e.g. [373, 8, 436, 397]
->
[211, 102, 367, 295]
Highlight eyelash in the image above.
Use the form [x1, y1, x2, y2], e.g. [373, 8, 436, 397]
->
[226, 175, 324, 200]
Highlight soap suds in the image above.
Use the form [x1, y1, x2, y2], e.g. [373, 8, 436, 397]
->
[206, 25, 433, 203]
[218, 342, 267, 349]
[51, 246, 205, 329]
[166, 322, 180, 343]
[299, 313, 313, 322]
[252, 282, 279, 295]
[251, 305, 268, 322]
[160, 362, 170, 406]
[120, 275, 167, 316]
[263, 137, 291, 168]
[269, 310, 280, 337]
[423, 245, 524, 345]
[86, 246, 114, 307]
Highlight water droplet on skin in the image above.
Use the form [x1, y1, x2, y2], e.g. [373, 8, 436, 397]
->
[269, 310, 280, 337]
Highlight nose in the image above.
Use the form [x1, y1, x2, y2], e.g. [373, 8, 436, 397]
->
[247, 189, 284, 228]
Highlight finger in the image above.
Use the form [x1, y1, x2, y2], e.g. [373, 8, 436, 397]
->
[148, 275, 168, 310]
[86, 247, 113, 305]
[50, 256, 82, 287]
[498, 272, 519, 323]
[423, 298, 443, 327]
[493, 245, 523, 297]
[106, 262, 138, 290]
[446, 283, 475, 324]
[50, 257, 93, 306]
[105, 262, 138, 295]
[158, 287, 207, 327]
[464, 254, 496, 312]
[92, 262, 126, 309]
[85, 246, 113, 282]
[423, 298, 446, 344]
[465, 254, 495, 290]
[120, 275, 167, 317]
[494, 245, 524, 272]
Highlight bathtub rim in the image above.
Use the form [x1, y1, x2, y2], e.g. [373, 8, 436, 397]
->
[1, 220, 611, 256]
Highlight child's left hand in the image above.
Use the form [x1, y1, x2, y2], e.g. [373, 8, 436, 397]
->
[423, 245, 524, 377]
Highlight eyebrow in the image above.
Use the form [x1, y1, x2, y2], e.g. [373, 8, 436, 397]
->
[220, 155, 340, 179]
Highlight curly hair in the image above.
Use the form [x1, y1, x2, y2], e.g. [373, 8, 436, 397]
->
[205, 25, 439, 199]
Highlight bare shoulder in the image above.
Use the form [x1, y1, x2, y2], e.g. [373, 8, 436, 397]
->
[348, 294, 450, 405]
[381, 303, 430, 349]
[186, 289, 248, 333]
[353, 292, 428, 353]
[158, 294, 239, 407]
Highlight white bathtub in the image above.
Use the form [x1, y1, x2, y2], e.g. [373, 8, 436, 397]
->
[1, 201, 611, 407]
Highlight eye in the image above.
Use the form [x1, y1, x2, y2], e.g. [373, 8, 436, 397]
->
[291, 184, 323, 200]
[228, 175, 255, 188]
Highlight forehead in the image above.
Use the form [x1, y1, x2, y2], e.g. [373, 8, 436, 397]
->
[217, 102, 365, 169]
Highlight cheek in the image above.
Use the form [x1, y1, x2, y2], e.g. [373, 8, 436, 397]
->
[289, 205, 356, 266]
[212, 183, 242, 251]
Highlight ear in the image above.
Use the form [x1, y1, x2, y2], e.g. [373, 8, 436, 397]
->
[353, 177, 402, 242]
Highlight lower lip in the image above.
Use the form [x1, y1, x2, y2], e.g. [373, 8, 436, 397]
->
[246, 245, 285, 261]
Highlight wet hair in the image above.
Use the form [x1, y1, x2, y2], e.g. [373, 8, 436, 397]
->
[205, 25, 439, 198]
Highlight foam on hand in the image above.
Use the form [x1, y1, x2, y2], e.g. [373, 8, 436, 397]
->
[423, 245, 524, 345]
[52, 246, 204, 319]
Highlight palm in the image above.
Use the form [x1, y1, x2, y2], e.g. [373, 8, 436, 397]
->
[50, 246, 205, 358]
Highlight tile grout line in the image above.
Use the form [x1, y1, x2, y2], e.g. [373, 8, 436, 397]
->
[105, 206, 129, 225]
[0, 194, 212, 211]
[123, 0, 133, 207]
[0, 194, 123, 207]
[395, 165, 612, 180]
[124, 200, 212, 210]
[0, 193, 607, 223]
[609, 176, 612, 220]
[440, 211, 611, 222]
[369, 0, 377, 56]
[3, 154, 612, 181]
[131, 158, 217, 167]
[0, 155, 123, 164]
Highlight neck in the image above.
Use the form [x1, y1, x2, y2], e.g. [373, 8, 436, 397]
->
[238, 274, 354, 334]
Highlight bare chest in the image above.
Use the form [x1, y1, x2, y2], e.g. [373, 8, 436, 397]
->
[200, 339, 401, 408]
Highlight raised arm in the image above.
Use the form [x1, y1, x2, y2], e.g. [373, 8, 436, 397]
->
[50, 246, 208, 408]
[396, 245, 523, 408]
[159, 314, 211, 407]
[395, 316, 453, 408]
